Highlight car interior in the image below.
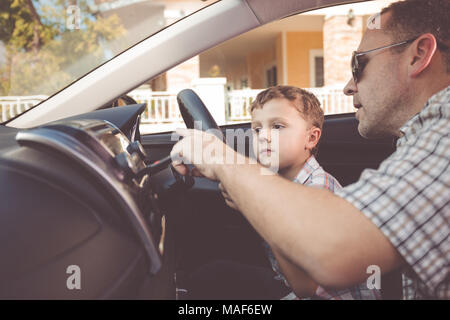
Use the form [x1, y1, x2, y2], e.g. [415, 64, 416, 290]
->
[0, 90, 401, 299]
[0, 0, 405, 299]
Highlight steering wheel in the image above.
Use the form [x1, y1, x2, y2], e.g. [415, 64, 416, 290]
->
[140, 89, 222, 178]
[176, 89, 221, 133]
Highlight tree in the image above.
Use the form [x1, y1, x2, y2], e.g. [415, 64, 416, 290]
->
[0, 0, 125, 96]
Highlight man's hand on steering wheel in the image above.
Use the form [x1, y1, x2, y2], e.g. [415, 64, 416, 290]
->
[171, 88, 248, 210]
[170, 128, 238, 181]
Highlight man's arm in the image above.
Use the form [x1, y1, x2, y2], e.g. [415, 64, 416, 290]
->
[171, 129, 404, 289]
[215, 162, 403, 288]
[272, 249, 319, 298]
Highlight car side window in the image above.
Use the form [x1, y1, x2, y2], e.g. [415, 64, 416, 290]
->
[126, 0, 396, 135]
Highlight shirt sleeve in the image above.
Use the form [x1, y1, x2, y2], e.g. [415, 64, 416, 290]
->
[335, 117, 450, 298]
[306, 171, 343, 192]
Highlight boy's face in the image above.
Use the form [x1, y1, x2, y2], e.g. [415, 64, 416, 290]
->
[251, 98, 317, 176]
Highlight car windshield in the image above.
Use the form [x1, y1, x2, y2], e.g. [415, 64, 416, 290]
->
[0, 0, 217, 123]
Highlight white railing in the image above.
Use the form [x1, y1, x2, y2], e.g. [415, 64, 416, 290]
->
[308, 87, 355, 115]
[226, 89, 261, 121]
[128, 90, 183, 124]
[0, 86, 354, 124]
[0, 95, 48, 122]
[226, 87, 354, 122]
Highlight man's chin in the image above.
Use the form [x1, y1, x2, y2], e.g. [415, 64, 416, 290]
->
[358, 122, 394, 139]
[357, 123, 369, 138]
[358, 121, 379, 139]
[355, 108, 361, 121]
[356, 113, 372, 138]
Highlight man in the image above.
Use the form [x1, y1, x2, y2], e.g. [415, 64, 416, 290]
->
[171, 0, 449, 299]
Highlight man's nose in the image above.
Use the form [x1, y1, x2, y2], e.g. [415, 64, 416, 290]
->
[344, 77, 357, 96]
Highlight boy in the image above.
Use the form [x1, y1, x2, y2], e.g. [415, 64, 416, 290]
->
[222, 85, 380, 299]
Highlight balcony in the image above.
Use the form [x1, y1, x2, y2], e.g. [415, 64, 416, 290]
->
[0, 85, 354, 134]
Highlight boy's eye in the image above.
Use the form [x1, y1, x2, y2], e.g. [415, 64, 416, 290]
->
[253, 128, 261, 134]
[272, 124, 285, 130]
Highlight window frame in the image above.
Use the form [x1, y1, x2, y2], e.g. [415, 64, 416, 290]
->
[309, 49, 324, 88]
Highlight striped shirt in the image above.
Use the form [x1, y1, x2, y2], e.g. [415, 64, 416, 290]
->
[335, 85, 450, 299]
[265, 155, 382, 300]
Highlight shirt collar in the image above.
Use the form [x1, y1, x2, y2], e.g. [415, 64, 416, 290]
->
[293, 155, 320, 184]
[398, 85, 450, 146]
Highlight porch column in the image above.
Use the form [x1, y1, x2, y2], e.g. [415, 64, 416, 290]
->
[192, 77, 227, 126]
[323, 14, 363, 86]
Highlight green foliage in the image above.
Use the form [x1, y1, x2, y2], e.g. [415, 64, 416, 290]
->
[8, 49, 71, 95]
[0, 0, 126, 96]
[1, 0, 56, 52]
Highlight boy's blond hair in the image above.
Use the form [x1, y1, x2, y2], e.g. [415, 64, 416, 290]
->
[250, 85, 324, 155]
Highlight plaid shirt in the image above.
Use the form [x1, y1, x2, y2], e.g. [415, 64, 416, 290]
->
[335, 85, 450, 299]
[265, 155, 382, 300]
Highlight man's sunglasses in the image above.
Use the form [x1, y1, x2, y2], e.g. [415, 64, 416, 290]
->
[351, 37, 418, 83]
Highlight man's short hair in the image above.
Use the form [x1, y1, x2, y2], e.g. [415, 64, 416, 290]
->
[250, 85, 324, 155]
[381, 0, 449, 72]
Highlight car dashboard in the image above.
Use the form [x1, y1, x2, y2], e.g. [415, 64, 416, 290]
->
[0, 104, 173, 299]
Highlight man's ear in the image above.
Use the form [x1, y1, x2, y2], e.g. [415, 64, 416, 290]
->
[307, 127, 321, 150]
[408, 33, 437, 78]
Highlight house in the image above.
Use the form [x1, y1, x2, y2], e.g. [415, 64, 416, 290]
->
[133, 0, 397, 132]
[0, 0, 399, 132]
